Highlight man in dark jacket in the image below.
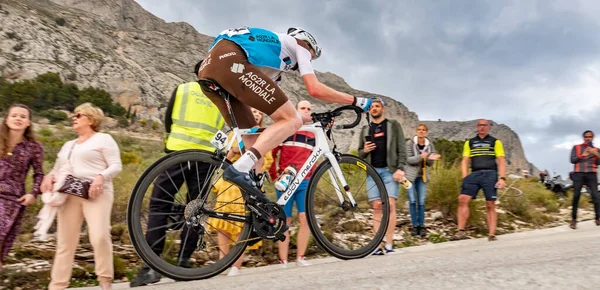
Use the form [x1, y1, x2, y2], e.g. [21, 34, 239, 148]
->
[358, 97, 407, 254]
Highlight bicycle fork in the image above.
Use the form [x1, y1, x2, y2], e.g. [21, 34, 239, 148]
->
[324, 152, 358, 209]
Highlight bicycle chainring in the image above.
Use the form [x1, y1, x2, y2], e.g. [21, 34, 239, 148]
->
[252, 202, 287, 241]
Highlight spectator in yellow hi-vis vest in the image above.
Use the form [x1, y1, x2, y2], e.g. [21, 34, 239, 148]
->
[211, 108, 273, 277]
[131, 61, 225, 287]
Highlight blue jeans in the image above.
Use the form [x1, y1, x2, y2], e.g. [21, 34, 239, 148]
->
[367, 167, 399, 201]
[407, 177, 427, 227]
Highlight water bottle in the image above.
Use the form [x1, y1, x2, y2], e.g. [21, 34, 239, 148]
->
[399, 177, 413, 189]
[275, 165, 297, 192]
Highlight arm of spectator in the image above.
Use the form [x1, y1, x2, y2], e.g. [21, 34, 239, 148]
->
[461, 140, 470, 178]
[164, 88, 178, 133]
[426, 142, 436, 166]
[571, 146, 585, 163]
[358, 127, 368, 159]
[99, 135, 123, 180]
[497, 156, 507, 179]
[30, 142, 45, 197]
[405, 140, 421, 165]
[396, 122, 407, 171]
[495, 140, 507, 187]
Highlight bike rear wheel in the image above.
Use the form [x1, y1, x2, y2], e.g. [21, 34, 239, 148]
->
[127, 150, 253, 281]
[306, 154, 390, 259]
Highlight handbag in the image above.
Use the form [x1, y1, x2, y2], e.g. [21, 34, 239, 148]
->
[57, 142, 91, 199]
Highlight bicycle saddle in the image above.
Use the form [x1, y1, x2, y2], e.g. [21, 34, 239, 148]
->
[198, 78, 223, 93]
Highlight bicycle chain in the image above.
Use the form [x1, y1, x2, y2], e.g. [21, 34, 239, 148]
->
[213, 201, 245, 206]
[185, 199, 275, 253]
[189, 200, 259, 252]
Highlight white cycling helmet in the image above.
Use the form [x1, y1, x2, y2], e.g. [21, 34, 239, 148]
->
[287, 27, 321, 59]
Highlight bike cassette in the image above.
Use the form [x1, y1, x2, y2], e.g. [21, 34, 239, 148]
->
[184, 199, 209, 228]
[252, 202, 287, 242]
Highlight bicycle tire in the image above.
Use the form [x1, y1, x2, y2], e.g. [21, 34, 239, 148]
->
[127, 149, 252, 280]
[305, 154, 390, 259]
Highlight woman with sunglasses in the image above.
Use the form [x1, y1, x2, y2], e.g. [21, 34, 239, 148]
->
[0, 104, 44, 270]
[41, 103, 122, 290]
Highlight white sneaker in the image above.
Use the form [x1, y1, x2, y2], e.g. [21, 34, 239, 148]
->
[280, 260, 288, 268]
[296, 256, 311, 266]
[227, 266, 241, 276]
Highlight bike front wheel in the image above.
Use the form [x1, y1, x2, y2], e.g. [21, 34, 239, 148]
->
[306, 154, 390, 260]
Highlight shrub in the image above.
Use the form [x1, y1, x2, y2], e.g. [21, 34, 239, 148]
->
[428, 232, 448, 244]
[117, 116, 129, 127]
[500, 195, 551, 225]
[426, 162, 463, 219]
[139, 119, 147, 127]
[55, 17, 66, 26]
[121, 151, 141, 165]
[39, 109, 68, 122]
[113, 256, 126, 279]
[151, 121, 160, 130]
[38, 128, 53, 137]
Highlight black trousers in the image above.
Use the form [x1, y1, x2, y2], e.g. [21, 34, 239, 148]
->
[145, 162, 211, 261]
[571, 172, 600, 220]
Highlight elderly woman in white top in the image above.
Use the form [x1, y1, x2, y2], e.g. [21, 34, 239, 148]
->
[405, 124, 440, 237]
[41, 103, 122, 290]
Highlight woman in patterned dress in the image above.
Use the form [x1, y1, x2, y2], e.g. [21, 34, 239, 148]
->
[0, 104, 44, 269]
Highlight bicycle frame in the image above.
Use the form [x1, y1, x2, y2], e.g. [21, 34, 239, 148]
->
[223, 123, 358, 208]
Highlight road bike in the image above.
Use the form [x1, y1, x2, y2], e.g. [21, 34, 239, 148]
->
[127, 78, 390, 280]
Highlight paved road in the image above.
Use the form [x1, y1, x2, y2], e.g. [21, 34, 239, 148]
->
[76, 221, 600, 290]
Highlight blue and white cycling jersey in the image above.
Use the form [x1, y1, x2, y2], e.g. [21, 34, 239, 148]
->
[211, 27, 314, 80]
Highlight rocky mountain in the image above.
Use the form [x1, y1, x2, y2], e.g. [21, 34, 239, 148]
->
[0, 0, 535, 174]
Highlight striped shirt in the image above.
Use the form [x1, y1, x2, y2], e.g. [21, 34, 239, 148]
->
[269, 131, 316, 181]
[571, 143, 600, 173]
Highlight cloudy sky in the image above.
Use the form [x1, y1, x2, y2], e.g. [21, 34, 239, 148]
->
[135, 0, 600, 177]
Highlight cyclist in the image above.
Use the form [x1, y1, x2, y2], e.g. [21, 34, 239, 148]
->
[198, 26, 372, 196]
